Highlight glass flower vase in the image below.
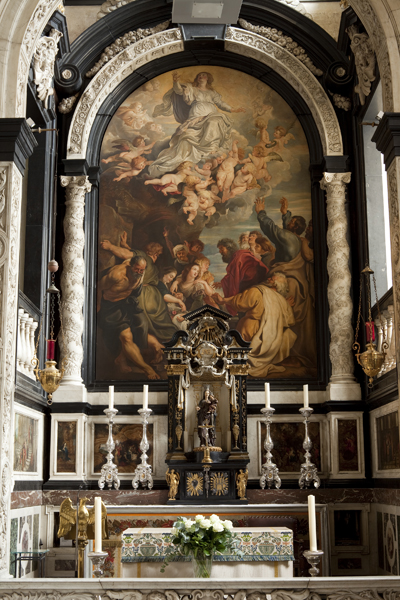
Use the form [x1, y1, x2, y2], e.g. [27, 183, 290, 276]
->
[191, 551, 213, 578]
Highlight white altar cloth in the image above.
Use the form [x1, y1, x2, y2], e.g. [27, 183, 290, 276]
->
[121, 527, 294, 578]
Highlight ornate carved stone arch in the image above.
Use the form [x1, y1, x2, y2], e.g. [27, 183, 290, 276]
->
[66, 26, 343, 159]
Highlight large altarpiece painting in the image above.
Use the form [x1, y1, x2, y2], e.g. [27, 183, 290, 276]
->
[96, 66, 316, 383]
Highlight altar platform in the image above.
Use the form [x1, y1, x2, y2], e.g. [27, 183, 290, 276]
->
[121, 527, 294, 578]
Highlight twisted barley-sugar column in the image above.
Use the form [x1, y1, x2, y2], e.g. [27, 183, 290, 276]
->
[59, 176, 92, 385]
[320, 172, 356, 384]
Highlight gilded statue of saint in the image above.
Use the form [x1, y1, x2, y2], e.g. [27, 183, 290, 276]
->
[166, 468, 180, 500]
[236, 469, 248, 500]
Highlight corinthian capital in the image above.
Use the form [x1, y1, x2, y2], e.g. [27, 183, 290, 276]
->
[60, 175, 92, 201]
[320, 172, 351, 193]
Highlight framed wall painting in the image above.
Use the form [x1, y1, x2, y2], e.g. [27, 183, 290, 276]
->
[88, 415, 159, 480]
[13, 404, 44, 481]
[95, 65, 318, 385]
[50, 414, 87, 482]
[329, 503, 370, 556]
[370, 400, 400, 478]
[329, 413, 364, 479]
[257, 415, 329, 478]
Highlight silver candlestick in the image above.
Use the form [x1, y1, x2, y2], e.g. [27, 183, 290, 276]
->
[299, 407, 320, 489]
[259, 407, 281, 489]
[303, 549, 324, 576]
[88, 550, 108, 578]
[98, 407, 120, 490]
[132, 408, 153, 489]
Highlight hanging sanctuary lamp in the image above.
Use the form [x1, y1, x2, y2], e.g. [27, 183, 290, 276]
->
[353, 265, 387, 387]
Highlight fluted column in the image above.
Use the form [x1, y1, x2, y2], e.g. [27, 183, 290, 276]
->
[58, 175, 91, 392]
[320, 172, 361, 400]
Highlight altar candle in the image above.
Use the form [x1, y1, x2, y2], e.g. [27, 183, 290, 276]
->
[109, 385, 114, 410]
[94, 497, 102, 552]
[46, 339, 55, 360]
[308, 494, 317, 551]
[303, 384, 309, 409]
[143, 384, 149, 410]
[264, 382, 270, 409]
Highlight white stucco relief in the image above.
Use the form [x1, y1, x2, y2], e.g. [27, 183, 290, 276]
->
[67, 28, 184, 158]
[225, 27, 342, 156]
[67, 26, 342, 160]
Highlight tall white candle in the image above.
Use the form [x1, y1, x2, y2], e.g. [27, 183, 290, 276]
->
[264, 382, 270, 409]
[308, 494, 317, 551]
[94, 497, 102, 552]
[143, 384, 149, 410]
[108, 385, 114, 410]
[303, 384, 309, 409]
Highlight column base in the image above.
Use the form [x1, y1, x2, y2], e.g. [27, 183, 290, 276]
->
[0, 569, 14, 579]
[53, 382, 87, 403]
[327, 380, 361, 401]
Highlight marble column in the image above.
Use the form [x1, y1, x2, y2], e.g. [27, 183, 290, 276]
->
[55, 175, 91, 402]
[320, 172, 361, 401]
[0, 120, 36, 578]
[372, 115, 400, 395]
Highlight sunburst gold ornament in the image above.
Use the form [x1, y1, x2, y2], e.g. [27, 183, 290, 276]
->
[211, 472, 229, 496]
[186, 472, 203, 496]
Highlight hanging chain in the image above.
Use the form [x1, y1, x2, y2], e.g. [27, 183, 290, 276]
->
[33, 294, 47, 359]
[352, 274, 363, 353]
[50, 292, 55, 340]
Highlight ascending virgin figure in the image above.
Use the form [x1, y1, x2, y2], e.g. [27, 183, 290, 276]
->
[148, 71, 245, 177]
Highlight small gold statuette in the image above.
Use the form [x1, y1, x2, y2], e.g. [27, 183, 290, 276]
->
[166, 468, 180, 500]
[236, 469, 248, 500]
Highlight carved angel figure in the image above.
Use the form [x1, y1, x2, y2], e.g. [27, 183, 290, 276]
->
[57, 497, 108, 542]
[166, 468, 180, 501]
[33, 29, 63, 109]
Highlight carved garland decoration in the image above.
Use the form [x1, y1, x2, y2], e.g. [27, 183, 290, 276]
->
[349, 0, 394, 112]
[225, 27, 342, 155]
[347, 24, 376, 105]
[67, 28, 184, 157]
[238, 19, 323, 77]
[33, 28, 63, 108]
[86, 21, 170, 77]
[1, 589, 400, 600]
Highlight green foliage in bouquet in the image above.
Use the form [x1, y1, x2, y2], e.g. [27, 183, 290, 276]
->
[161, 514, 240, 573]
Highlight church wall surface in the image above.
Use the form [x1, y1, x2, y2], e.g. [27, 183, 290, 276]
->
[2, 0, 400, 582]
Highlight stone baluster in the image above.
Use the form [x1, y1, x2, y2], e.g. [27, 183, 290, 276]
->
[19, 312, 28, 376]
[387, 304, 396, 369]
[28, 319, 38, 378]
[58, 176, 92, 395]
[320, 172, 361, 400]
[17, 309, 24, 374]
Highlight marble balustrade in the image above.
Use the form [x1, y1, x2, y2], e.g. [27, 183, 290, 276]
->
[16, 308, 39, 380]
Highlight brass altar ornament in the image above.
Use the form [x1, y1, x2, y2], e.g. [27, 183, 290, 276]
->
[353, 265, 387, 387]
[57, 496, 108, 578]
[166, 468, 180, 501]
[236, 469, 248, 500]
[32, 261, 67, 404]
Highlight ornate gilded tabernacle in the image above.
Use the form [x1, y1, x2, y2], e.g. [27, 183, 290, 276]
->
[164, 304, 250, 504]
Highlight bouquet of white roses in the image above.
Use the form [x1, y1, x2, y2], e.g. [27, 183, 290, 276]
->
[162, 514, 237, 576]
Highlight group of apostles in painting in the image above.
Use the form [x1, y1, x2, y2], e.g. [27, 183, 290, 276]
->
[97, 70, 316, 380]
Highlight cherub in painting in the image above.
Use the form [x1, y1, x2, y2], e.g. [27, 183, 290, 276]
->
[272, 126, 295, 152]
[228, 165, 255, 198]
[145, 161, 194, 195]
[102, 136, 155, 166]
[246, 146, 283, 183]
[216, 140, 244, 202]
[116, 101, 151, 130]
[113, 155, 152, 182]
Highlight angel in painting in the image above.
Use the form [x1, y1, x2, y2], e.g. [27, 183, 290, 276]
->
[149, 71, 245, 177]
[102, 136, 155, 166]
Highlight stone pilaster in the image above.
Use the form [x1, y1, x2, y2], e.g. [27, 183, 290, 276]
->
[320, 172, 361, 401]
[55, 175, 91, 402]
[372, 115, 400, 394]
[0, 163, 23, 577]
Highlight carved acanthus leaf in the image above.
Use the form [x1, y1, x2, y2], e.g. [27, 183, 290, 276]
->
[347, 24, 376, 106]
[33, 28, 63, 108]
[86, 21, 170, 77]
[58, 94, 79, 114]
[238, 19, 323, 77]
